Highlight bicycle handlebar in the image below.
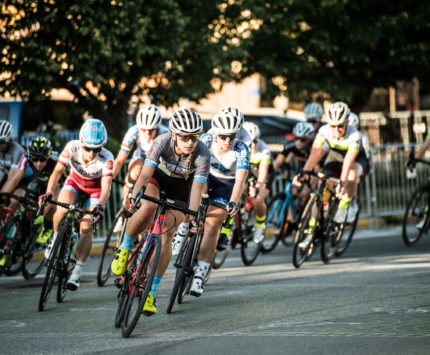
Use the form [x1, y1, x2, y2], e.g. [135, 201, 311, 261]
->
[0, 192, 38, 209]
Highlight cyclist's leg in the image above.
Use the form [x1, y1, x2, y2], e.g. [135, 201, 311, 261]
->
[252, 185, 270, 242]
[123, 159, 143, 202]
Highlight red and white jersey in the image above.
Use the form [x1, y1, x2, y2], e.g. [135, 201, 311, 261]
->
[58, 140, 113, 191]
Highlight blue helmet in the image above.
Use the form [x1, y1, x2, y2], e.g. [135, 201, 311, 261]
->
[79, 118, 108, 148]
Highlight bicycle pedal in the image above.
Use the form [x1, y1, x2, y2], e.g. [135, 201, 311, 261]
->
[114, 277, 122, 288]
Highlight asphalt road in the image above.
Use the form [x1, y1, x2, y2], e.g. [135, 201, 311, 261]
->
[1, 226, 430, 355]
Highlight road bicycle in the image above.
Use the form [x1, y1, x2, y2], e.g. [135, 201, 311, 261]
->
[38, 197, 96, 311]
[292, 171, 347, 268]
[402, 154, 430, 246]
[97, 179, 132, 286]
[166, 195, 225, 314]
[0, 190, 45, 279]
[114, 189, 198, 338]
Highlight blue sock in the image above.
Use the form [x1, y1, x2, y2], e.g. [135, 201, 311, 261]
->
[120, 232, 135, 251]
[150, 275, 162, 296]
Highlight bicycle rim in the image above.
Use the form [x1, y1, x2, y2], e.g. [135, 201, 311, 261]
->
[261, 194, 286, 253]
[240, 209, 260, 266]
[97, 212, 126, 287]
[57, 227, 73, 303]
[321, 203, 343, 264]
[402, 186, 429, 246]
[122, 235, 161, 338]
[114, 262, 134, 328]
[335, 204, 360, 256]
[212, 225, 234, 269]
[2, 216, 22, 276]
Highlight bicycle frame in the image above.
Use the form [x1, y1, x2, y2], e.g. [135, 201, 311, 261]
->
[267, 179, 293, 229]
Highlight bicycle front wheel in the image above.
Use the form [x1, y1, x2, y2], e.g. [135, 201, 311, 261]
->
[114, 258, 135, 328]
[1, 215, 22, 276]
[240, 208, 260, 266]
[97, 211, 126, 286]
[335, 203, 360, 257]
[122, 235, 161, 338]
[261, 193, 286, 254]
[402, 185, 430, 246]
[57, 224, 74, 303]
[212, 224, 234, 270]
[321, 201, 344, 264]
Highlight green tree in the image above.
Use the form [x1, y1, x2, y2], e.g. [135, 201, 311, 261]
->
[223, 0, 430, 110]
[1, 0, 231, 138]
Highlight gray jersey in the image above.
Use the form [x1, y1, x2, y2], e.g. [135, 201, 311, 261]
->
[0, 141, 29, 175]
[144, 133, 210, 184]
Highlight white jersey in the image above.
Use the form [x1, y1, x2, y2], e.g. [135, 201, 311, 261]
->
[120, 124, 169, 158]
[200, 132, 249, 179]
[59, 140, 114, 189]
[314, 124, 362, 155]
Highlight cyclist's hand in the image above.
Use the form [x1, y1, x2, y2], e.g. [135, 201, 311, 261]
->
[38, 193, 52, 207]
[335, 183, 345, 199]
[93, 204, 104, 223]
[292, 175, 302, 187]
[125, 197, 138, 215]
[189, 218, 201, 234]
[405, 159, 416, 171]
[227, 202, 239, 217]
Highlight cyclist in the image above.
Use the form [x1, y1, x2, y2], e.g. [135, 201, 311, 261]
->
[243, 121, 274, 243]
[112, 105, 168, 231]
[187, 110, 249, 296]
[293, 102, 369, 248]
[41, 118, 113, 291]
[26, 137, 65, 245]
[304, 102, 324, 135]
[110, 108, 210, 315]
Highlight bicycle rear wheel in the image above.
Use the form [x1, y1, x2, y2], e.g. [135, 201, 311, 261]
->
[292, 195, 318, 268]
[57, 226, 74, 303]
[97, 211, 126, 286]
[335, 202, 360, 256]
[321, 201, 344, 264]
[212, 224, 234, 270]
[402, 185, 430, 246]
[261, 193, 286, 254]
[122, 235, 161, 338]
[240, 208, 260, 266]
[1, 215, 22, 276]
[38, 230, 63, 311]
[167, 236, 194, 313]
[22, 223, 45, 280]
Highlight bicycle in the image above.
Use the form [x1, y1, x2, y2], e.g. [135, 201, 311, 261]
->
[38, 197, 96, 311]
[97, 179, 132, 287]
[114, 189, 198, 338]
[402, 154, 430, 246]
[166, 195, 225, 314]
[0, 190, 44, 279]
[292, 171, 347, 268]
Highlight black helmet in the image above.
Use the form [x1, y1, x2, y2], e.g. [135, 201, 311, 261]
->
[27, 136, 52, 161]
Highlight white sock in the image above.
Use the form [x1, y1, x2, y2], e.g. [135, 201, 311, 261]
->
[50, 232, 58, 244]
[72, 260, 85, 278]
[177, 222, 190, 236]
[195, 260, 211, 279]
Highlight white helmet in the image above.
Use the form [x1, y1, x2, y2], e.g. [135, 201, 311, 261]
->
[243, 121, 260, 141]
[219, 107, 244, 128]
[304, 102, 323, 121]
[326, 102, 350, 126]
[0, 120, 13, 141]
[169, 109, 203, 134]
[293, 122, 314, 139]
[136, 104, 162, 129]
[212, 111, 242, 134]
[349, 112, 359, 129]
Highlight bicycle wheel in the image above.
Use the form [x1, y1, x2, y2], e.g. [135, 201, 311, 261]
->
[402, 185, 430, 246]
[1, 215, 22, 276]
[57, 226, 73, 303]
[167, 236, 194, 314]
[38, 229, 63, 311]
[335, 202, 360, 256]
[114, 258, 135, 328]
[240, 208, 260, 266]
[292, 195, 318, 268]
[212, 224, 234, 270]
[22, 223, 45, 280]
[321, 201, 344, 264]
[97, 211, 126, 286]
[261, 193, 286, 253]
[122, 234, 161, 338]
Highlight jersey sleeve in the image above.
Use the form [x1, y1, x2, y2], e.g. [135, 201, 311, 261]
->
[260, 141, 272, 163]
[348, 132, 361, 152]
[235, 140, 250, 170]
[193, 143, 211, 184]
[314, 126, 328, 147]
[58, 141, 73, 168]
[120, 126, 139, 154]
[102, 150, 114, 177]
[144, 134, 168, 169]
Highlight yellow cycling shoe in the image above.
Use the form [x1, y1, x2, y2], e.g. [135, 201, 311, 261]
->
[36, 228, 53, 244]
[0, 255, 6, 267]
[111, 248, 130, 276]
[142, 293, 157, 316]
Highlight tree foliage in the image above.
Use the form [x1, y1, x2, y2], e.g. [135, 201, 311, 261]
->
[1, 0, 231, 138]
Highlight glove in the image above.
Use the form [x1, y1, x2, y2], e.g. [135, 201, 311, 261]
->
[38, 193, 52, 207]
[93, 204, 104, 223]
[125, 197, 137, 216]
[227, 202, 239, 217]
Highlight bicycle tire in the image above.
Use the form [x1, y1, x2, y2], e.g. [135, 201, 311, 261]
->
[240, 207, 260, 266]
[122, 234, 161, 338]
[261, 193, 286, 253]
[114, 258, 135, 328]
[167, 236, 194, 314]
[211, 224, 234, 270]
[22, 223, 45, 280]
[321, 199, 343, 264]
[57, 224, 73, 303]
[292, 195, 318, 268]
[402, 185, 430, 246]
[38, 229, 63, 311]
[335, 202, 360, 256]
[1, 215, 22, 276]
[97, 211, 126, 287]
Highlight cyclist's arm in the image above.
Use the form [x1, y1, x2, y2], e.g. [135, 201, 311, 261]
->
[46, 163, 66, 195]
[302, 143, 325, 172]
[113, 150, 129, 179]
[98, 175, 112, 206]
[230, 169, 248, 204]
[257, 161, 270, 186]
[340, 149, 359, 182]
[188, 180, 205, 213]
[416, 136, 430, 160]
[131, 164, 154, 198]
[273, 153, 286, 171]
[1, 167, 25, 194]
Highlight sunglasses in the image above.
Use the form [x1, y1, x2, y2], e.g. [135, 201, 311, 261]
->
[218, 134, 236, 141]
[141, 128, 157, 134]
[83, 146, 102, 153]
[0, 140, 7, 145]
[32, 158, 48, 163]
[294, 137, 308, 143]
[330, 124, 346, 129]
[178, 134, 199, 143]
[308, 120, 319, 124]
